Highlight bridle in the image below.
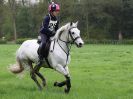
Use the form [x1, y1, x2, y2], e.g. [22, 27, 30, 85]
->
[58, 27, 81, 44]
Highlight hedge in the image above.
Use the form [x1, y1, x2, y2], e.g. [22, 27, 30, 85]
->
[85, 39, 133, 45]
[0, 39, 7, 44]
[16, 38, 33, 44]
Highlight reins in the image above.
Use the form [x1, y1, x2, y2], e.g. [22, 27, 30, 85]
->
[56, 27, 81, 67]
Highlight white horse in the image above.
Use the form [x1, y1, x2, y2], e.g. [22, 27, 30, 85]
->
[10, 21, 84, 93]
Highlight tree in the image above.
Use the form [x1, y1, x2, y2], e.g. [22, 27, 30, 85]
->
[1, 0, 133, 41]
[8, 0, 17, 42]
[21, 0, 25, 6]
[0, 0, 4, 38]
[122, 0, 133, 39]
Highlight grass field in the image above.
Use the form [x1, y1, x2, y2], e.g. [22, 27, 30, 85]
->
[0, 44, 133, 99]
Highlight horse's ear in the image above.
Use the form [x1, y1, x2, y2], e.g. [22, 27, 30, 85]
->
[70, 22, 73, 26]
[66, 22, 73, 29]
[75, 21, 79, 27]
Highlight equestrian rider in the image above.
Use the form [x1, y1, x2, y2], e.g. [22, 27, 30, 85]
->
[38, 2, 60, 66]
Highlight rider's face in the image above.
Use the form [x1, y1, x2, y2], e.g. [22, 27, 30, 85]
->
[52, 11, 60, 16]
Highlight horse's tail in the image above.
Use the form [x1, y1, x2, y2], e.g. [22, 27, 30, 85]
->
[9, 57, 24, 74]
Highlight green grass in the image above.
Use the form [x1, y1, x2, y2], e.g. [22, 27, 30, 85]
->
[0, 44, 133, 99]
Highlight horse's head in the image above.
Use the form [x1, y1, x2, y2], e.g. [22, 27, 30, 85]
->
[54, 21, 84, 47]
[67, 21, 84, 48]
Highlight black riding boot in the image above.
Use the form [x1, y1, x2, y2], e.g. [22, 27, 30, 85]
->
[37, 33, 48, 67]
[37, 46, 44, 67]
[37, 55, 43, 67]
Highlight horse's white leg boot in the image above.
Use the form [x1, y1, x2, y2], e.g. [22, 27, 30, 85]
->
[55, 64, 69, 76]
[64, 66, 70, 77]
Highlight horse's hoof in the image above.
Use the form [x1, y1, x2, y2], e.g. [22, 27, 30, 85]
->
[64, 88, 70, 93]
[38, 86, 43, 91]
[54, 82, 58, 86]
[42, 82, 46, 87]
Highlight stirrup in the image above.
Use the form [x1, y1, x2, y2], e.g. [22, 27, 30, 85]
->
[37, 59, 43, 67]
[37, 36, 41, 44]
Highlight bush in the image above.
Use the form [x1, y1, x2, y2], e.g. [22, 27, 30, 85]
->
[0, 39, 7, 44]
[85, 39, 133, 45]
[16, 38, 33, 44]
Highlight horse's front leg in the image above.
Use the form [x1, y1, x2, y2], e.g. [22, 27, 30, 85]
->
[54, 65, 71, 93]
[64, 75, 71, 93]
[64, 66, 71, 93]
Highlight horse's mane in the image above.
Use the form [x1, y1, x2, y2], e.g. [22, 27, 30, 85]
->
[54, 23, 70, 39]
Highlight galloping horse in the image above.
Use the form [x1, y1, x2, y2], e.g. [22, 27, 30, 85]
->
[10, 21, 84, 93]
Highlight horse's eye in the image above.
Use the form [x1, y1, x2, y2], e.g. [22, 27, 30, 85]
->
[72, 32, 74, 35]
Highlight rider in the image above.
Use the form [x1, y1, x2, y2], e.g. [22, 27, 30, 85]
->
[38, 2, 60, 66]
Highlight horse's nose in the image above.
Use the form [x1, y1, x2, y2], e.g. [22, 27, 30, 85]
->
[79, 43, 82, 46]
[78, 43, 83, 47]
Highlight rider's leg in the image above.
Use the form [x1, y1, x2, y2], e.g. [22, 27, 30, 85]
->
[37, 33, 48, 66]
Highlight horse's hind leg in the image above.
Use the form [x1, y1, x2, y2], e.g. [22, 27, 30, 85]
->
[29, 61, 42, 90]
[34, 65, 46, 87]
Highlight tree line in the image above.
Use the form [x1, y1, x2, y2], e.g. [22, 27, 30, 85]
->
[0, 0, 133, 42]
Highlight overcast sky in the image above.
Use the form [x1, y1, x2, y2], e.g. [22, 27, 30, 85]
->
[5, 0, 39, 3]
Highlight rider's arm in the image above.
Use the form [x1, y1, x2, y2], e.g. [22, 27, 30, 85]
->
[40, 16, 53, 37]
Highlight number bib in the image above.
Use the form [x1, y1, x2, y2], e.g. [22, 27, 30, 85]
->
[48, 14, 57, 31]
